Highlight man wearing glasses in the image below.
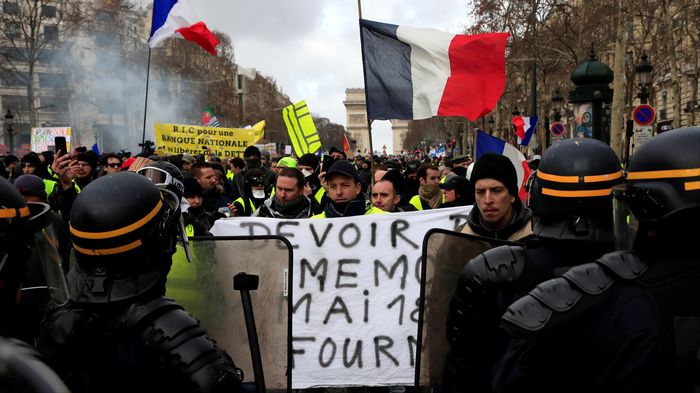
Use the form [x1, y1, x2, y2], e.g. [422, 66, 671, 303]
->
[99, 153, 122, 176]
[74, 151, 98, 189]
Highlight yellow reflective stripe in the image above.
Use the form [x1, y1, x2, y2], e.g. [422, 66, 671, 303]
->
[537, 170, 622, 183]
[0, 206, 31, 219]
[409, 195, 423, 211]
[685, 181, 700, 191]
[314, 188, 325, 204]
[70, 199, 163, 239]
[627, 168, 700, 180]
[541, 188, 612, 197]
[72, 239, 142, 256]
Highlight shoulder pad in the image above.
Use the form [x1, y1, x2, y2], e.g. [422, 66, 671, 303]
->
[500, 290, 554, 334]
[595, 250, 648, 279]
[562, 263, 614, 295]
[122, 296, 183, 329]
[501, 262, 615, 337]
[458, 245, 528, 291]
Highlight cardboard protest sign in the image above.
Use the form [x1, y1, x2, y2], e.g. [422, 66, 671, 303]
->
[31, 127, 72, 152]
[211, 206, 472, 388]
[154, 122, 264, 157]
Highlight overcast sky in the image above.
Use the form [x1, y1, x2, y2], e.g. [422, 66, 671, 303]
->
[195, 0, 472, 153]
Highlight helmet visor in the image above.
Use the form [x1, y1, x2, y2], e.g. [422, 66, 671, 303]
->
[612, 185, 639, 250]
[138, 167, 185, 199]
[160, 188, 192, 263]
[26, 203, 70, 306]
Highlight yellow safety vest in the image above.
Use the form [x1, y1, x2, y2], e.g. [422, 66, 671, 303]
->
[226, 170, 234, 181]
[185, 223, 195, 238]
[314, 187, 326, 204]
[234, 197, 256, 215]
[409, 195, 424, 211]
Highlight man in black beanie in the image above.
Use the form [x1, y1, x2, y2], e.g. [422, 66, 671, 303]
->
[74, 151, 98, 189]
[460, 153, 533, 241]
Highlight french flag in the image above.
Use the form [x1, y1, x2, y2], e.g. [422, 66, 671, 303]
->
[360, 19, 508, 121]
[148, 0, 220, 56]
[512, 115, 538, 146]
[476, 130, 532, 202]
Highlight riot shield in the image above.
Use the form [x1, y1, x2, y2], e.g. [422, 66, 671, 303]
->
[416, 228, 515, 388]
[166, 236, 292, 391]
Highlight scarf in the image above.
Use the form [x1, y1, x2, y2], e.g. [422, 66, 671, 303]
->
[324, 196, 367, 218]
[419, 184, 443, 209]
[272, 195, 310, 218]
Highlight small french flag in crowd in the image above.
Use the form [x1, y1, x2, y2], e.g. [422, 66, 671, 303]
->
[512, 115, 538, 146]
[476, 130, 532, 202]
[360, 19, 508, 122]
[148, 0, 220, 56]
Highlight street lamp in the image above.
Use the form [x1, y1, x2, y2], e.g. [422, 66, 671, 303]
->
[635, 53, 653, 104]
[4, 109, 14, 152]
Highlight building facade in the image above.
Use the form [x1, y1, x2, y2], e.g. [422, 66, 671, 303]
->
[343, 88, 409, 155]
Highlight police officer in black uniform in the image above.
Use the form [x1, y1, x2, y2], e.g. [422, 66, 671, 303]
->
[442, 138, 623, 393]
[0, 177, 69, 392]
[496, 127, 700, 393]
[37, 172, 242, 393]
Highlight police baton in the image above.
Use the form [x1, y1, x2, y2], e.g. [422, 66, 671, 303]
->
[233, 272, 266, 393]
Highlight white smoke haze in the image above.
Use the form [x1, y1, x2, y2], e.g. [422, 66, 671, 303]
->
[54, 2, 202, 154]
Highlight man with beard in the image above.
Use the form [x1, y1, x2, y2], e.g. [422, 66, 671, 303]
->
[254, 167, 312, 219]
[191, 161, 231, 214]
[409, 163, 443, 210]
[73, 151, 98, 189]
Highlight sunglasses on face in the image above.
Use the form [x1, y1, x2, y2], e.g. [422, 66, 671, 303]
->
[107, 163, 121, 168]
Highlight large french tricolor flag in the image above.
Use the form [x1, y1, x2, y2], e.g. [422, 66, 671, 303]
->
[512, 115, 538, 146]
[360, 19, 508, 121]
[148, 0, 220, 56]
[476, 130, 532, 202]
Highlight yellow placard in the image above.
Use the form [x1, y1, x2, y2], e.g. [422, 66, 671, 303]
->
[283, 100, 322, 156]
[154, 123, 265, 158]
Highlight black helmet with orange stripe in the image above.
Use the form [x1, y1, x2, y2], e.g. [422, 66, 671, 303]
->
[613, 127, 700, 249]
[529, 138, 623, 241]
[1, 177, 69, 333]
[68, 172, 181, 303]
[1, 177, 33, 307]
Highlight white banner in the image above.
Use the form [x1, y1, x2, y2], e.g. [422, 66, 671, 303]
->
[211, 206, 472, 388]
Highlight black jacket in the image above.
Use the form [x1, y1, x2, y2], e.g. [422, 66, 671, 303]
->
[253, 195, 312, 219]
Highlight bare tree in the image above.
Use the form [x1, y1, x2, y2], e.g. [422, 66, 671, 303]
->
[0, 0, 89, 127]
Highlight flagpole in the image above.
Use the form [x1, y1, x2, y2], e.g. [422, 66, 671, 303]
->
[141, 48, 152, 149]
[357, 0, 377, 185]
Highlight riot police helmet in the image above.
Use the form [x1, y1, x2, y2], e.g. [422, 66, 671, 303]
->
[68, 172, 181, 303]
[529, 138, 623, 241]
[0, 177, 69, 319]
[613, 127, 700, 249]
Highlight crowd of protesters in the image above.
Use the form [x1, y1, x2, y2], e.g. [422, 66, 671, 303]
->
[3, 143, 528, 240]
[2, 126, 698, 393]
